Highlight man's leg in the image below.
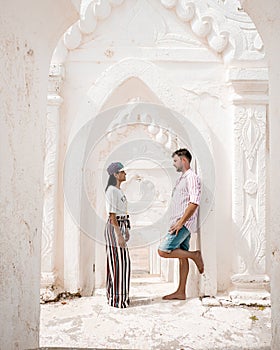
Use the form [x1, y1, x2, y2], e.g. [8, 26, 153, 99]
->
[163, 258, 189, 300]
[158, 248, 204, 274]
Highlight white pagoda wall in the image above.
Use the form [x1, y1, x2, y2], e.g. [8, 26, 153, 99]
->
[0, 1, 79, 349]
[1, 0, 280, 349]
[53, 0, 237, 296]
[241, 0, 280, 346]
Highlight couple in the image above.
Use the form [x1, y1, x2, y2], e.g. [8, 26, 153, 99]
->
[104, 148, 204, 309]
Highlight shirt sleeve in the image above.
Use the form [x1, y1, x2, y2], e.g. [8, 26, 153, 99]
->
[188, 173, 201, 205]
[105, 186, 118, 214]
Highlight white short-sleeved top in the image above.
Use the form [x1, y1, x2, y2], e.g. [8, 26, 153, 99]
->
[105, 185, 127, 215]
[170, 168, 201, 233]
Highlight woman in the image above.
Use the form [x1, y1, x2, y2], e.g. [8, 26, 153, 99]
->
[104, 162, 131, 308]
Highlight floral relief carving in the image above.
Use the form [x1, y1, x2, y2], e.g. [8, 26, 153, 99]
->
[243, 179, 257, 195]
[238, 206, 266, 275]
[41, 69, 64, 285]
[41, 197, 55, 263]
[58, 0, 263, 61]
[234, 107, 266, 170]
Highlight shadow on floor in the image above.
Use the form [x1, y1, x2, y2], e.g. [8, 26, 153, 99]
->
[129, 296, 163, 307]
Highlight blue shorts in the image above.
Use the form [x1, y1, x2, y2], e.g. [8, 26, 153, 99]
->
[158, 226, 191, 253]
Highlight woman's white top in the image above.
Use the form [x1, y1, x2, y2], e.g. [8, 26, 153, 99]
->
[105, 185, 127, 216]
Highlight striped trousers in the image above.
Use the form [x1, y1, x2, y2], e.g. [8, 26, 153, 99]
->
[104, 220, 131, 308]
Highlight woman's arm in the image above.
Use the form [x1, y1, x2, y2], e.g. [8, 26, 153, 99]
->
[109, 212, 126, 248]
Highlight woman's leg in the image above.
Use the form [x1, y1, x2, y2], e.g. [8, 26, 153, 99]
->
[105, 222, 131, 308]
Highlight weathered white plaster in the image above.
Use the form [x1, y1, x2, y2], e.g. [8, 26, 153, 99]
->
[41, 64, 64, 292]
[0, 1, 79, 349]
[3, 0, 280, 348]
[228, 69, 270, 304]
[46, 0, 271, 305]
[240, 0, 280, 346]
[55, 0, 264, 63]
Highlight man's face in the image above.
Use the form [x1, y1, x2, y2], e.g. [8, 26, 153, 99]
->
[173, 154, 183, 172]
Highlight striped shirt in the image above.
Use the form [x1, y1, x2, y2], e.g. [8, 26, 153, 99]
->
[170, 168, 201, 233]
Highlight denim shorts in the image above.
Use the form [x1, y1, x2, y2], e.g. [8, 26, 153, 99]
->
[158, 226, 191, 253]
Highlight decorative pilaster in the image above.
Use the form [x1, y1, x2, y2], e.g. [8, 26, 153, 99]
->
[41, 64, 64, 292]
[229, 67, 270, 305]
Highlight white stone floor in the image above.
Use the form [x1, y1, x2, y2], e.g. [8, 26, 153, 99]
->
[40, 276, 271, 350]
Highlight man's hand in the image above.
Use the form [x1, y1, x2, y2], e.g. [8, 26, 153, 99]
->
[169, 220, 184, 236]
[169, 203, 198, 235]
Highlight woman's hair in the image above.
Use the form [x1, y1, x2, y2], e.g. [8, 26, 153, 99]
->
[105, 174, 117, 192]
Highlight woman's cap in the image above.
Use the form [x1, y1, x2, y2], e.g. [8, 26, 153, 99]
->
[107, 162, 126, 175]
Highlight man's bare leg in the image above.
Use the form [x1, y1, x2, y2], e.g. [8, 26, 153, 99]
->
[158, 248, 204, 274]
[163, 258, 189, 300]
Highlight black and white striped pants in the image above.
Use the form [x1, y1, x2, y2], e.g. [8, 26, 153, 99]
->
[104, 220, 131, 308]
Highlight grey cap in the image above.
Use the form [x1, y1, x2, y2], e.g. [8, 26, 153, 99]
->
[107, 162, 126, 175]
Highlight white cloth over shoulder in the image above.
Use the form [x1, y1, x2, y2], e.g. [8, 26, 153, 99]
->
[105, 185, 127, 215]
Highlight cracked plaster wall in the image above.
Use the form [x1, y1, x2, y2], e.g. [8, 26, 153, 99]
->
[1, 0, 280, 348]
[240, 0, 280, 347]
[0, 1, 78, 349]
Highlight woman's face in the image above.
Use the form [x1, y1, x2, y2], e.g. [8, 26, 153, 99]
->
[115, 170, 126, 182]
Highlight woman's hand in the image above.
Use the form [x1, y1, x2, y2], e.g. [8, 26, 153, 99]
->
[117, 234, 126, 248]
[109, 213, 126, 247]
[124, 229, 130, 242]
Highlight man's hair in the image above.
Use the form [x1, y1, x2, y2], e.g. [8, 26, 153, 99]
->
[172, 148, 192, 162]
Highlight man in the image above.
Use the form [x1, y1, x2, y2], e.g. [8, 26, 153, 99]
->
[158, 148, 204, 300]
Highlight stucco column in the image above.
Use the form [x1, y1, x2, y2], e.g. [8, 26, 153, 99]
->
[0, 1, 78, 349]
[41, 64, 64, 289]
[239, 1, 280, 346]
[229, 67, 270, 304]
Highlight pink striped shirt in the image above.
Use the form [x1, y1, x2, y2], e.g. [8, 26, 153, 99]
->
[170, 168, 201, 233]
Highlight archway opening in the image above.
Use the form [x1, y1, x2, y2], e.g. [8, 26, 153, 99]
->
[39, 0, 271, 348]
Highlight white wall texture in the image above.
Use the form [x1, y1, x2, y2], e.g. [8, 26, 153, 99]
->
[241, 0, 280, 347]
[46, 0, 269, 301]
[0, 1, 79, 349]
[1, 0, 280, 349]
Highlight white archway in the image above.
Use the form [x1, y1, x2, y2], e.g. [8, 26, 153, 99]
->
[44, 0, 269, 306]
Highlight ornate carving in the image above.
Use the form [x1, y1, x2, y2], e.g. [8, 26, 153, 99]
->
[208, 31, 229, 53]
[231, 95, 268, 303]
[234, 107, 266, 170]
[93, 0, 111, 20]
[175, 1, 195, 21]
[191, 16, 212, 37]
[41, 113, 58, 275]
[160, 0, 177, 9]
[57, 0, 263, 60]
[63, 23, 82, 50]
[238, 206, 266, 275]
[41, 68, 64, 287]
[79, 2, 97, 34]
[243, 179, 257, 195]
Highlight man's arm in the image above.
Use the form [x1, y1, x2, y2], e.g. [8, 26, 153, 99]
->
[169, 203, 199, 235]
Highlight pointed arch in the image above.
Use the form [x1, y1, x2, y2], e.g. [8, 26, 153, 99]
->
[68, 57, 212, 149]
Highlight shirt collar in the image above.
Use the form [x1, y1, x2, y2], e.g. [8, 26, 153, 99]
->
[181, 168, 191, 178]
